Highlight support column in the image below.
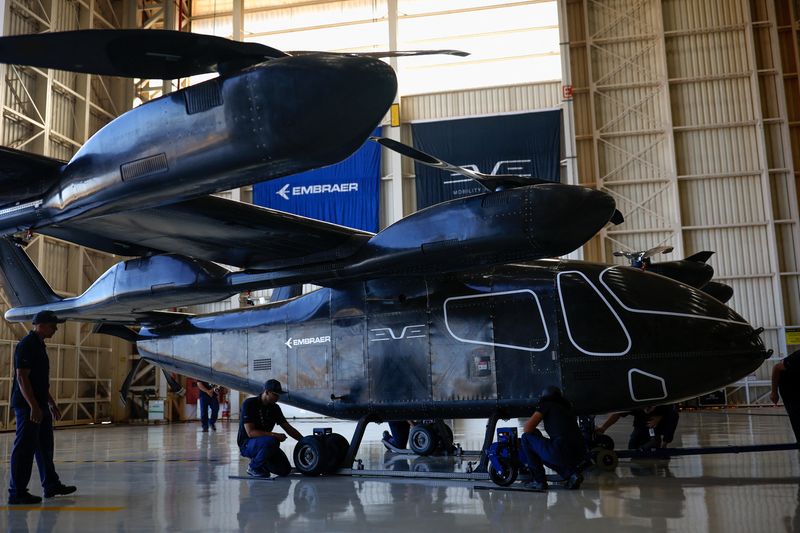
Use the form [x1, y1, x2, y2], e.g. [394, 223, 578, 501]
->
[385, 0, 405, 226]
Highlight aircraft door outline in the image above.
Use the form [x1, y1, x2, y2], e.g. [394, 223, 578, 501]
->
[557, 270, 631, 356]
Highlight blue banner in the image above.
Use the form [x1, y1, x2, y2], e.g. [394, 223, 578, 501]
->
[411, 110, 562, 209]
[253, 128, 381, 232]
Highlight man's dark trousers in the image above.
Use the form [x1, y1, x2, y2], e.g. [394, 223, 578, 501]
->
[241, 436, 291, 476]
[520, 429, 582, 483]
[199, 394, 219, 430]
[9, 408, 61, 497]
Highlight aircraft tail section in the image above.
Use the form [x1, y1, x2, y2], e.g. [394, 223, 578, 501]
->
[0, 237, 60, 308]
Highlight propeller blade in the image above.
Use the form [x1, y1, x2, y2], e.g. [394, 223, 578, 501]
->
[119, 358, 145, 407]
[610, 209, 625, 225]
[642, 245, 673, 259]
[371, 136, 549, 191]
[290, 49, 469, 58]
[0, 30, 286, 79]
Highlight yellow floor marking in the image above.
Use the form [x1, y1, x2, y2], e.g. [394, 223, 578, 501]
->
[0, 506, 124, 512]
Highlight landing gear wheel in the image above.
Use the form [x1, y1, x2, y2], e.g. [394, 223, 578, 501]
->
[294, 436, 327, 476]
[594, 434, 615, 450]
[593, 448, 618, 471]
[440, 423, 455, 452]
[488, 457, 518, 486]
[409, 425, 436, 455]
[323, 433, 350, 472]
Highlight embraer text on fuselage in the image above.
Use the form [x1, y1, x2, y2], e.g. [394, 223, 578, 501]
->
[285, 336, 331, 349]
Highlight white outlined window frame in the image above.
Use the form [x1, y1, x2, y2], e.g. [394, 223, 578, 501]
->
[628, 368, 668, 402]
[556, 270, 632, 357]
[443, 289, 550, 352]
[598, 267, 750, 325]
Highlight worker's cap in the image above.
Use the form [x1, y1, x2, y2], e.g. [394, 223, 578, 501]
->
[264, 379, 285, 395]
[32, 310, 66, 325]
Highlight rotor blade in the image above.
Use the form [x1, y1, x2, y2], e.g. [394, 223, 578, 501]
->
[119, 358, 145, 407]
[0, 30, 286, 79]
[642, 245, 674, 259]
[289, 49, 469, 58]
[371, 136, 550, 191]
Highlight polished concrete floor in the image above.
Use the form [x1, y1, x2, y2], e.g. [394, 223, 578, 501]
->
[0, 409, 798, 532]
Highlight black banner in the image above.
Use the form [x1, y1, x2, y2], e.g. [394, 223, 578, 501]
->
[411, 110, 561, 209]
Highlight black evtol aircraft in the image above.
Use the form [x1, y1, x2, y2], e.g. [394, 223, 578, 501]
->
[0, 30, 769, 475]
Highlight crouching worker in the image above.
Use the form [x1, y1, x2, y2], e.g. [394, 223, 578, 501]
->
[238, 379, 303, 478]
[596, 404, 679, 450]
[520, 386, 586, 491]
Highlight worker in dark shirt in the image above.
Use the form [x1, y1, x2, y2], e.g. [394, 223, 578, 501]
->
[596, 404, 680, 450]
[238, 379, 303, 478]
[8, 311, 77, 505]
[520, 386, 586, 491]
[197, 381, 220, 432]
[771, 349, 800, 444]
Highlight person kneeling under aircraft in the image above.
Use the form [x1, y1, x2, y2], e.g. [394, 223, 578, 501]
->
[520, 386, 586, 491]
[596, 404, 679, 450]
[238, 379, 303, 478]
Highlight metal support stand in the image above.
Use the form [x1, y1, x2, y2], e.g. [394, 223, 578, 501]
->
[476, 412, 503, 473]
[344, 414, 380, 468]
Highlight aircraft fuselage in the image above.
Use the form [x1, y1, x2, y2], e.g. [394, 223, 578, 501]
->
[137, 261, 767, 418]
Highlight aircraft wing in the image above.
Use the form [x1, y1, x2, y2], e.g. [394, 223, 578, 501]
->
[40, 195, 373, 270]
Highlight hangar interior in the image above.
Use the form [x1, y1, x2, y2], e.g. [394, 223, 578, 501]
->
[1, 0, 799, 427]
[0, 0, 799, 530]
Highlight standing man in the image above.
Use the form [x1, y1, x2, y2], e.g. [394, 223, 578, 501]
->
[8, 310, 77, 505]
[238, 379, 303, 478]
[197, 381, 220, 432]
[771, 349, 800, 444]
[520, 386, 586, 491]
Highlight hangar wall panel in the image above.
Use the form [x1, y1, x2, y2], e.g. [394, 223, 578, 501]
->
[400, 82, 561, 123]
[568, 0, 800, 404]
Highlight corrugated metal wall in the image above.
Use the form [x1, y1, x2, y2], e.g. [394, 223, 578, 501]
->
[567, 0, 800, 404]
[0, 0, 132, 428]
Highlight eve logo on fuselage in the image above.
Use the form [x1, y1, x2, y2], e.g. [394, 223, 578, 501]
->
[285, 336, 331, 349]
[369, 325, 426, 342]
[276, 183, 359, 200]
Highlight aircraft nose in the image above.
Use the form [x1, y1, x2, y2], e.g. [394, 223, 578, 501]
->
[524, 184, 617, 257]
[260, 54, 397, 164]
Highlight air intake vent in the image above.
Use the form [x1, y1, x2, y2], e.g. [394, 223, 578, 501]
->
[253, 358, 272, 371]
[184, 81, 222, 114]
[120, 153, 168, 181]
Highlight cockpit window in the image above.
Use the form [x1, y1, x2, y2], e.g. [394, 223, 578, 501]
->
[444, 289, 549, 352]
[557, 271, 631, 356]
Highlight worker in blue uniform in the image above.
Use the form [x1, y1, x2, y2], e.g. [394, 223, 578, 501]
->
[197, 381, 220, 432]
[520, 386, 586, 491]
[238, 379, 303, 477]
[8, 310, 77, 505]
[771, 349, 800, 444]
[596, 404, 680, 450]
